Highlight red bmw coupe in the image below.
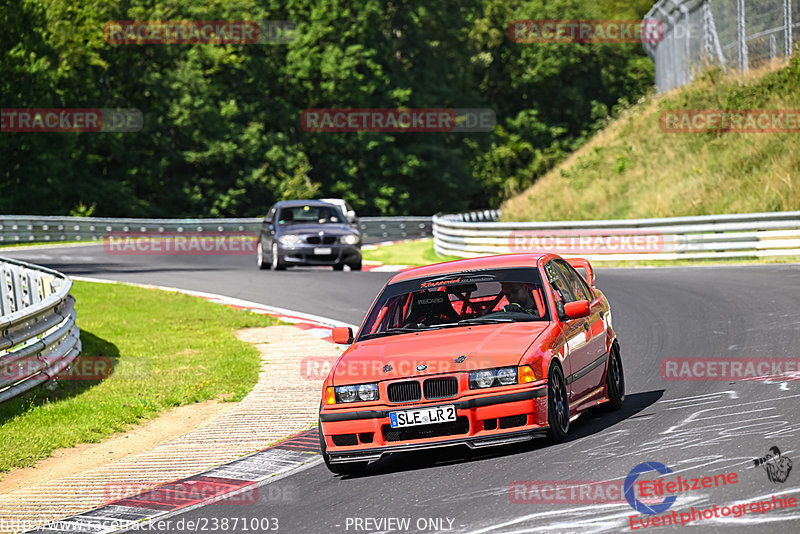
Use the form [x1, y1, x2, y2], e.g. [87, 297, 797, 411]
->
[319, 254, 624, 475]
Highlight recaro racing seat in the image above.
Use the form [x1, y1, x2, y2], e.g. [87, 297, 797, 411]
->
[403, 291, 460, 326]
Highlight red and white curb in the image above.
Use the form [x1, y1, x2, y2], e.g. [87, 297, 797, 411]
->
[27, 430, 322, 534]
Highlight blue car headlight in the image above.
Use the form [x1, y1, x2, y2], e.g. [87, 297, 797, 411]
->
[278, 234, 303, 246]
[340, 234, 360, 245]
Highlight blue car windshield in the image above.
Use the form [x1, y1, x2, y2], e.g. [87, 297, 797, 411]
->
[278, 205, 343, 224]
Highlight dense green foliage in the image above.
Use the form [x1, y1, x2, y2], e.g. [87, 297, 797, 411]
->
[1, 0, 654, 216]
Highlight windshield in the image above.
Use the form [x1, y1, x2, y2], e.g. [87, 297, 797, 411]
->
[278, 205, 343, 224]
[358, 268, 550, 341]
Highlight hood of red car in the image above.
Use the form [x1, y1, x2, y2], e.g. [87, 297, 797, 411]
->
[332, 322, 551, 385]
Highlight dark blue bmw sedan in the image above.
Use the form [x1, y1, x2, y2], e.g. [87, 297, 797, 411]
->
[257, 200, 362, 270]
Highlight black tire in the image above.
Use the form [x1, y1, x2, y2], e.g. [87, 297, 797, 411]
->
[271, 243, 286, 271]
[318, 422, 367, 475]
[257, 242, 270, 270]
[546, 363, 569, 442]
[348, 259, 362, 271]
[332, 262, 345, 271]
[604, 344, 625, 410]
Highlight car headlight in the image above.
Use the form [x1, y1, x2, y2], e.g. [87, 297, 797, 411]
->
[336, 385, 358, 403]
[278, 234, 303, 246]
[335, 383, 379, 403]
[469, 367, 518, 389]
[496, 367, 517, 385]
[340, 234, 359, 245]
[472, 370, 495, 389]
[357, 383, 379, 401]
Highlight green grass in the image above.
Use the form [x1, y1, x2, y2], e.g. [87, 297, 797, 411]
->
[0, 281, 278, 474]
[502, 57, 800, 222]
[363, 239, 460, 266]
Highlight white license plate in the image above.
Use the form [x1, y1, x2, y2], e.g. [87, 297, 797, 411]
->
[389, 405, 456, 428]
[313, 247, 332, 255]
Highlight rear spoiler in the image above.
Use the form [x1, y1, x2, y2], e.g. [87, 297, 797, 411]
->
[566, 258, 595, 287]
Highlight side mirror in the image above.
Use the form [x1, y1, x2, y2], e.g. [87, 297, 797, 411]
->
[564, 300, 591, 319]
[347, 213, 358, 225]
[332, 327, 354, 344]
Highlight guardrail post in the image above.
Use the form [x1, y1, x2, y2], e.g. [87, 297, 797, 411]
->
[10, 268, 23, 314]
[0, 266, 9, 316]
[679, 4, 690, 85]
[737, 0, 749, 72]
[785, 0, 793, 56]
[27, 271, 40, 305]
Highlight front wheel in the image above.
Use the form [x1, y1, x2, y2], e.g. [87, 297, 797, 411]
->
[348, 259, 362, 271]
[257, 242, 270, 270]
[319, 422, 367, 475]
[546, 363, 569, 442]
[271, 243, 286, 271]
[604, 344, 625, 410]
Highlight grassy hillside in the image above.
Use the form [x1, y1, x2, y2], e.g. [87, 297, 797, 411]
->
[501, 57, 800, 221]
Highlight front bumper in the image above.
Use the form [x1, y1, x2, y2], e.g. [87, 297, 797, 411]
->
[320, 386, 548, 463]
[279, 243, 361, 266]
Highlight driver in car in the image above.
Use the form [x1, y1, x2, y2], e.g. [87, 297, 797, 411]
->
[500, 282, 539, 316]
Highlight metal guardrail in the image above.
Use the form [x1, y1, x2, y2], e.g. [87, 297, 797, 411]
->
[0, 257, 81, 403]
[0, 215, 432, 245]
[433, 210, 800, 261]
[0, 216, 260, 244]
[644, 0, 798, 93]
[357, 217, 432, 242]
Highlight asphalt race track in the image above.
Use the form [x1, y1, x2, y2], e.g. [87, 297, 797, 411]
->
[5, 245, 800, 533]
